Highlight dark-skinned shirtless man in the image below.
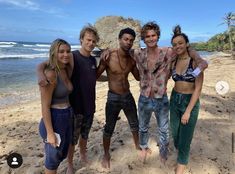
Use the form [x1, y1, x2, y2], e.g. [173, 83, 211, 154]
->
[96, 28, 140, 169]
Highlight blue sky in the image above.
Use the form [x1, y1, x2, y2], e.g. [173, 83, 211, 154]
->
[0, 0, 234, 45]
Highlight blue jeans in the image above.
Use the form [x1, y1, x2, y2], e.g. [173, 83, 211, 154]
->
[138, 94, 169, 159]
[103, 91, 138, 138]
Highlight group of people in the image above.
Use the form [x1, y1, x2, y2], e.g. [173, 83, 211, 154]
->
[37, 21, 208, 174]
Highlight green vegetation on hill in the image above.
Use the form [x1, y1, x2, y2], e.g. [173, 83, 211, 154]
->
[191, 27, 235, 52]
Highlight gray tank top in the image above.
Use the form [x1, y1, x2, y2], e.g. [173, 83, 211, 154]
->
[51, 75, 71, 105]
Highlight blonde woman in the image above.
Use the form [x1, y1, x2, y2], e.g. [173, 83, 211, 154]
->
[39, 39, 73, 174]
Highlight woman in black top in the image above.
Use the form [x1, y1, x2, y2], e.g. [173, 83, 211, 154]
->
[170, 25, 204, 174]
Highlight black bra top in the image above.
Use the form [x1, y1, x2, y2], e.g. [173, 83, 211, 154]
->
[172, 57, 196, 83]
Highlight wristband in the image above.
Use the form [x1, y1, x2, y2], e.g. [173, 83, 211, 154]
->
[192, 67, 201, 77]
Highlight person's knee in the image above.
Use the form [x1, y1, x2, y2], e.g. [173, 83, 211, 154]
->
[80, 131, 89, 140]
[138, 116, 149, 132]
[159, 126, 169, 134]
[44, 144, 62, 170]
[129, 122, 139, 132]
[70, 114, 83, 145]
[139, 126, 148, 133]
[80, 125, 92, 140]
[80, 114, 94, 140]
[103, 124, 114, 138]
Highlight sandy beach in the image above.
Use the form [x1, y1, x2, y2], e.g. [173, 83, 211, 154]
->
[0, 52, 234, 174]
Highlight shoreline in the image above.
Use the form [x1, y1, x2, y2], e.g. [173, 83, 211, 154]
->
[0, 53, 234, 174]
[0, 51, 229, 108]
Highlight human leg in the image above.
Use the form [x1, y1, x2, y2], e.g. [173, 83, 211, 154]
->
[66, 113, 83, 174]
[173, 92, 199, 174]
[102, 92, 122, 168]
[39, 108, 72, 173]
[45, 168, 57, 174]
[177, 100, 199, 165]
[170, 90, 182, 150]
[154, 94, 169, 163]
[123, 93, 140, 149]
[175, 163, 185, 174]
[66, 144, 74, 174]
[79, 113, 94, 164]
[138, 95, 153, 162]
[79, 138, 89, 164]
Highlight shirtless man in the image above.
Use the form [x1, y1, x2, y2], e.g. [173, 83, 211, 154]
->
[102, 22, 208, 165]
[96, 28, 140, 169]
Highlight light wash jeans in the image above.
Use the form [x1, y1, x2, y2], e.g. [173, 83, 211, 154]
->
[138, 94, 169, 159]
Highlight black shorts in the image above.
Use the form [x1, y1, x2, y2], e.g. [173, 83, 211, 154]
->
[71, 113, 94, 145]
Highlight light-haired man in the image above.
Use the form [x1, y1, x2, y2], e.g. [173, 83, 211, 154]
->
[37, 24, 100, 174]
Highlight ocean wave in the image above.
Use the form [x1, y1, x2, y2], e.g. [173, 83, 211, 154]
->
[0, 45, 14, 48]
[0, 41, 17, 45]
[71, 45, 81, 49]
[23, 44, 34, 47]
[32, 48, 49, 52]
[36, 44, 50, 47]
[0, 53, 48, 59]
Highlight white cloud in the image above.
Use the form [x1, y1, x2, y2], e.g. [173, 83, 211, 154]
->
[42, 7, 69, 18]
[0, 0, 40, 10]
[0, 0, 69, 18]
[36, 28, 65, 34]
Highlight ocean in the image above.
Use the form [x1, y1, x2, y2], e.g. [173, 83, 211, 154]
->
[0, 41, 81, 107]
[0, 41, 215, 108]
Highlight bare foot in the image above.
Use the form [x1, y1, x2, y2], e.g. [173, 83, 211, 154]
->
[139, 148, 151, 163]
[80, 153, 91, 166]
[159, 146, 168, 165]
[139, 150, 147, 163]
[101, 154, 111, 169]
[136, 145, 142, 151]
[160, 155, 167, 165]
[146, 147, 152, 154]
[66, 164, 74, 174]
[175, 163, 185, 174]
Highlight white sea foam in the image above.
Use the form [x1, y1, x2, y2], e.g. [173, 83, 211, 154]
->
[32, 48, 49, 52]
[23, 44, 34, 47]
[0, 41, 17, 45]
[0, 45, 14, 48]
[36, 44, 50, 47]
[71, 45, 81, 49]
[0, 53, 48, 59]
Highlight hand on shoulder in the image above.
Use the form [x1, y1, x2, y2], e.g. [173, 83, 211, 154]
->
[44, 69, 57, 85]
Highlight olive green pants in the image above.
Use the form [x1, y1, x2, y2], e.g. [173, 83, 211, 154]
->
[170, 89, 200, 165]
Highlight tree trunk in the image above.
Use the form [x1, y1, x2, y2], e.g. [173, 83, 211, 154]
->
[228, 25, 235, 58]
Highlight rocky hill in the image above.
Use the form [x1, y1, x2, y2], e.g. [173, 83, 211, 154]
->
[94, 16, 141, 49]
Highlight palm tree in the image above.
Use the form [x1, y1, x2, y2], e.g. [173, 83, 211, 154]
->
[221, 12, 235, 57]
